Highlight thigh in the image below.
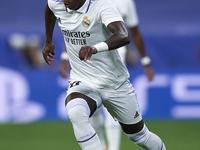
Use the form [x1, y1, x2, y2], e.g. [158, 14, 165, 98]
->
[66, 80, 102, 117]
[101, 80, 142, 125]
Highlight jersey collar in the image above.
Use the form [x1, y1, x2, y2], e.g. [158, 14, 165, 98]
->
[67, 0, 91, 13]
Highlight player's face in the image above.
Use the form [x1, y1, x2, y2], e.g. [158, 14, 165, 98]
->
[63, 0, 86, 10]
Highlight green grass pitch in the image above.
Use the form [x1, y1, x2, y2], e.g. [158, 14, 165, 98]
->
[0, 120, 199, 150]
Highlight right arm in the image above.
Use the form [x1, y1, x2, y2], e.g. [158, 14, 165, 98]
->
[42, 3, 57, 65]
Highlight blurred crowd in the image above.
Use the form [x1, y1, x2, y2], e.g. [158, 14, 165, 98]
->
[8, 33, 45, 69]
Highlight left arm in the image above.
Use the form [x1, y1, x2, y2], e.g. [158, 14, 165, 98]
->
[105, 21, 130, 50]
[79, 21, 130, 61]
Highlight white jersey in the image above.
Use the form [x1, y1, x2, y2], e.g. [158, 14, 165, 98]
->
[111, 0, 139, 28]
[48, 0, 130, 89]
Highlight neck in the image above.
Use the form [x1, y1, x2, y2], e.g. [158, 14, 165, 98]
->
[75, 0, 86, 10]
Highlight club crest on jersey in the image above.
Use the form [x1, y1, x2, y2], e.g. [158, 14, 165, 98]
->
[82, 16, 90, 27]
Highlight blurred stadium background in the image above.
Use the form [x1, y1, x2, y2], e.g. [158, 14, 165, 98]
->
[0, 0, 200, 149]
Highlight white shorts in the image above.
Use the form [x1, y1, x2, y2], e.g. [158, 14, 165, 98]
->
[66, 80, 142, 124]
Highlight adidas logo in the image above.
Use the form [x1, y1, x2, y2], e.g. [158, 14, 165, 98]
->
[134, 111, 139, 118]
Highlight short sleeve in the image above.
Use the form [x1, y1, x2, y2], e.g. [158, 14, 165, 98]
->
[123, 0, 139, 27]
[99, 1, 124, 27]
[48, 0, 53, 11]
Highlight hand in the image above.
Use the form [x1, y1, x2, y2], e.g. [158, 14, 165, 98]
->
[60, 60, 70, 78]
[144, 65, 154, 81]
[42, 41, 55, 65]
[79, 46, 97, 61]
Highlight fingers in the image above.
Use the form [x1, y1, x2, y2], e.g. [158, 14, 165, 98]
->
[48, 52, 55, 59]
[43, 51, 55, 65]
[47, 56, 54, 65]
[42, 43, 55, 65]
[79, 46, 97, 61]
[144, 66, 154, 81]
[147, 72, 154, 81]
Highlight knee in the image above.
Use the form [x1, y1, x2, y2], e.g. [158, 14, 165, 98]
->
[68, 108, 88, 124]
[66, 98, 91, 124]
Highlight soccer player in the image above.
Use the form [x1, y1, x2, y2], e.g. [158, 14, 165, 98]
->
[42, 0, 166, 150]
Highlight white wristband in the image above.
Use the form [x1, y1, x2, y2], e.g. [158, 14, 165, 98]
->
[60, 51, 69, 60]
[141, 56, 151, 65]
[93, 42, 109, 53]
